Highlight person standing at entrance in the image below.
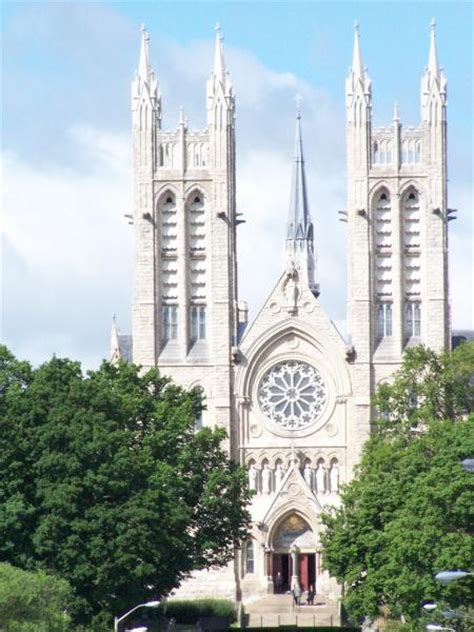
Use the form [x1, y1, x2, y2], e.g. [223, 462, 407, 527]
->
[291, 580, 301, 606]
[274, 571, 283, 594]
[306, 584, 315, 606]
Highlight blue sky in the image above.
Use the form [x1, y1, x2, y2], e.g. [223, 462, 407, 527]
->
[2, 1, 473, 368]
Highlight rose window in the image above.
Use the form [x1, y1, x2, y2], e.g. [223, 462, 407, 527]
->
[258, 361, 327, 430]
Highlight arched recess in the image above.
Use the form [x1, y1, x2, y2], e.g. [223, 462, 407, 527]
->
[400, 184, 422, 342]
[235, 321, 351, 439]
[236, 322, 350, 402]
[266, 508, 320, 551]
[185, 187, 207, 343]
[371, 186, 393, 341]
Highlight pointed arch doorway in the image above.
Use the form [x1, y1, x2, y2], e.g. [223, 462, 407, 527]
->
[271, 513, 317, 592]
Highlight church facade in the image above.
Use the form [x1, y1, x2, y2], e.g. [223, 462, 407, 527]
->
[112, 21, 450, 603]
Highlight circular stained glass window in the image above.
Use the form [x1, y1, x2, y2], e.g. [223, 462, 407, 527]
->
[258, 361, 327, 430]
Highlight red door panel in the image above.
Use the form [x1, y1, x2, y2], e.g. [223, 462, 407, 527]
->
[298, 554, 309, 591]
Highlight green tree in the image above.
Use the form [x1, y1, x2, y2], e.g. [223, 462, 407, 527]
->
[321, 343, 474, 627]
[0, 562, 73, 631]
[0, 346, 251, 627]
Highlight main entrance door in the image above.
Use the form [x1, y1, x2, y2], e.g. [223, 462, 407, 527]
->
[272, 552, 315, 592]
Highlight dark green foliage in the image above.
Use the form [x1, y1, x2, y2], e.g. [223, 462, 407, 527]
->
[157, 598, 237, 624]
[0, 346, 251, 627]
[322, 342, 474, 626]
[0, 562, 73, 631]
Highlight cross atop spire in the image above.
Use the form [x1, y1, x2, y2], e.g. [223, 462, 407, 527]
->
[428, 18, 439, 77]
[213, 22, 226, 83]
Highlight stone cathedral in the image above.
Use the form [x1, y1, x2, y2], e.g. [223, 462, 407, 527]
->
[111, 21, 450, 603]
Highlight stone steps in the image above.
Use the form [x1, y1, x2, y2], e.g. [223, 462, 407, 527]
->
[244, 594, 339, 627]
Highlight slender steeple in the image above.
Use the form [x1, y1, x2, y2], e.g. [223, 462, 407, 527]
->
[132, 24, 161, 127]
[213, 22, 226, 83]
[421, 19, 447, 120]
[346, 20, 371, 109]
[138, 24, 152, 84]
[285, 110, 318, 296]
[428, 18, 439, 77]
[352, 20, 364, 80]
[287, 110, 310, 240]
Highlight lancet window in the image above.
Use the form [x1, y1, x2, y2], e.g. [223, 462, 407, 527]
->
[377, 302, 393, 338]
[402, 189, 421, 340]
[402, 139, 422, 164]
[162, 305, 178, 342]
[188, 194, 207, 342]
[245, 540, 255, 574]
[374, 190, 393, 339]
[161, 195, 178, 253]
[405, 301, 421, 338]
[373, 139, 393, 165]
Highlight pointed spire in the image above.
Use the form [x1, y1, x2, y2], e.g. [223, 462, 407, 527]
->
[428, 18, 439, 77]
[138, 24, 152, 84]
[110, 315, 120, 363]
[285, 108, 318, 296]
[287, 110, 310, 240]
[213, 22, 225, 82]
[352, 20, 364, 79]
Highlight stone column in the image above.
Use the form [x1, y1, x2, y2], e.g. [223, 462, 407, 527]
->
[290, 545, 299, 587]
[265, 548, 274, 593]
[316, 549, 321, 577]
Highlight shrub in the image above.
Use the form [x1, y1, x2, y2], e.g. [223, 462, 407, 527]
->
[158, 599, 237, 624]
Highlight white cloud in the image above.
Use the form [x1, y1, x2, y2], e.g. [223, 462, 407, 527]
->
[2, 35, 471, 369]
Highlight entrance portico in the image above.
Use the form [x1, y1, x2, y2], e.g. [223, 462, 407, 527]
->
[269, 513, 318, 593]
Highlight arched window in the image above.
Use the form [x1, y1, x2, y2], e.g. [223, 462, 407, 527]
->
[374, 189, 393, 341]
[188, 193, 207, 344]
[402, 140, 408, 164]
[405, 301, 421, 338]
[415, 141, 421, 162]
[377, 303, 392, 338]
[373, 141, 379, 164]
[402, 189, 421, 342]
[245, 541, 255, 574]
[192, 385, 204, 430]
[161, 194, 177, 253]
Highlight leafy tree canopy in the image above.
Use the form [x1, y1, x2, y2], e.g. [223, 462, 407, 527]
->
[0, 346, 251, 628]
[322, 343, 474, 627]
[0, 562, 73, 631]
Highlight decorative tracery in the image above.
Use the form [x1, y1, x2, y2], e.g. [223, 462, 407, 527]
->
[258, 361, 327, 430]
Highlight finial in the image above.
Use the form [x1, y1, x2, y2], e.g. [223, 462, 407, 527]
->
[354, 19, 359, 31]
[179, 105, 185, 126]
[393, 101, 399, 120]
[430, 17, 436, 30]
[141, 23, 146, 32]
[295, 93, 303, 119]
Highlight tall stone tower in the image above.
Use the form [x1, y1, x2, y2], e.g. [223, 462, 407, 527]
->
[345, 20, 449, 402]
[131, 25, 238, 439]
